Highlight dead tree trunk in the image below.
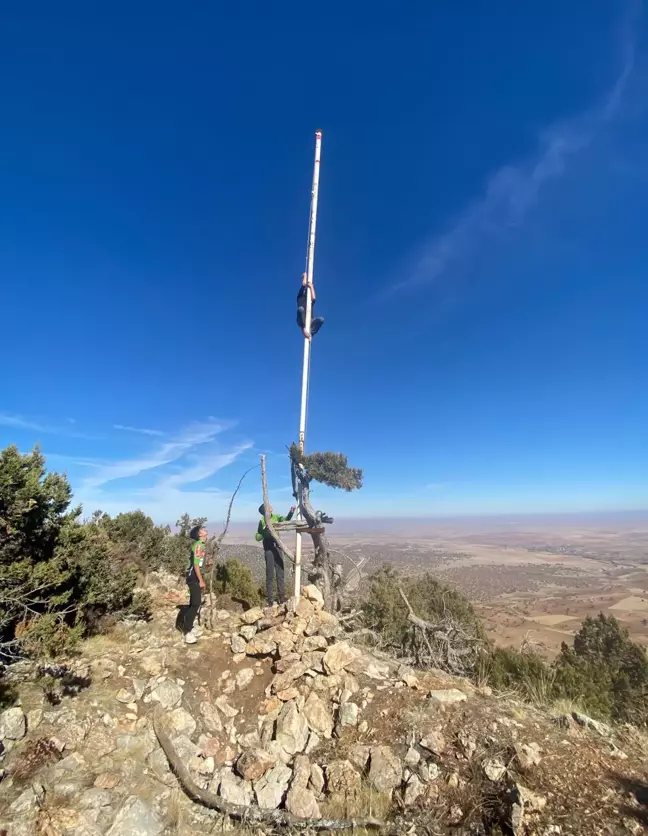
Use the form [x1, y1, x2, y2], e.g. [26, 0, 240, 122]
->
[291, 456, 343, 612]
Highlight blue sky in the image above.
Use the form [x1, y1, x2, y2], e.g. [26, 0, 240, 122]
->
[1, 0, 647, 524]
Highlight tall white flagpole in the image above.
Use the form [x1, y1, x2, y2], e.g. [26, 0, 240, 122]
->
[294, 130, 322, 598]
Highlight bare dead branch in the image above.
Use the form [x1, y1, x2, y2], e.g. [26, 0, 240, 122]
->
[206, 466, 258, 630]
[260, 454, 296, 565]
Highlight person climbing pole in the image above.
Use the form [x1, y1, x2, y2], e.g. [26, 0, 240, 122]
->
[183, 524, 206, 644]
[296, 272, 324, 340]
[255, 503, 295, 606]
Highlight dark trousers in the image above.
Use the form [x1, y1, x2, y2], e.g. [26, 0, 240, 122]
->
[264, 540, 285, 605]
[296, 306, 324, 336]
[183, 571, 202, 634]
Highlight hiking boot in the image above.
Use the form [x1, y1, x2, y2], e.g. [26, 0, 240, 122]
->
[184, 631, 198, 644]
[193, 625, 204, 637]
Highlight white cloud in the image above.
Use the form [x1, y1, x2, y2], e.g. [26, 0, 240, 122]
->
[0, 413, 55, 433]
[114, 424, 165, 437]
[386, 9, 638, 295]
[74, 419, 255, 523]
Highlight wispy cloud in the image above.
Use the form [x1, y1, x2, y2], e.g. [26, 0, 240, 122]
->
[73, 418, 254, 522]
[114, 424, 165, 437]
[81, 419, 233, 490]
[386, 7, 639, 296]
[0, 413, 99, 441]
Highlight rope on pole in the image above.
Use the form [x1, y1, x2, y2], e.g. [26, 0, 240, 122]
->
[294, 130, 323, 599]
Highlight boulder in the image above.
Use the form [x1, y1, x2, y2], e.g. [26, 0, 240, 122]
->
[310, 763, 325, 794]
[254, 763, 293, 809]
[150, 680, 183, 709]
[368, 746, 403, 795]
[236, 748, 276, 781]
[302, 635, 329, 653]
[292, 754, 311, 788]
[323, 642, 357, 675]
[271, 661, 309, 693]
[326, 760, 361, 800]
[348, 744, 371, 771]
[246, 635, 278, 656]
[303, 692, 334, 739]
[106, 797, 163, 836]
[242, 607, 264, 625]
[275, 701, 309, 755]
[285, 786, 322, 819]
[219, 770, 253, 806]
[0, 707, 26, 740]
[240, 625, 257, 641]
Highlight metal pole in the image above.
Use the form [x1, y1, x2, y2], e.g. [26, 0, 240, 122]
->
[294, 130, 323, 598]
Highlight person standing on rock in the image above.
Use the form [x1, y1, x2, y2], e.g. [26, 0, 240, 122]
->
[255, 504, 295, 606]
[183, 524, 207, 644]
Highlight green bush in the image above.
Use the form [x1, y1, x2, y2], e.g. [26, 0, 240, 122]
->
[553, 614, 648, 725]
[481, 646, 554, 704]
[0, 445, 150, 657]
[362, 565, 484, 674]
[216, 558, 264, 608]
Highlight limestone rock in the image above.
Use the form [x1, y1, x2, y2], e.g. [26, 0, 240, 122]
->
[514, 742, 542, 769]
[285, 786, 322, 819]
[240, 624, 257, 641]
[0, 707, 26, 740]
[150, 680, 183, 709]
[116, 688, 134, 703]
[292, 754, 311, 788]
[326, 760, 361, 800]
[230, 634, 247, 655]
[106, 796, 163, 836]
[323, 642, 356, 675]
[339, 701, 359, 727]
[275, 701, 309, 754]
[236, 748, 276, 781]
[368, 746, 403, 795]
[254, 763, 293, 809]
[219, 770, 253, 806]
[215, 695, 239, 718]
[200, 701, 224, 733]
[303, 691, 334, 739]
[246, 635, 278, 656]
[427, 688, 467, 706]
[348, 744, 371, 771]
[168, 708, 197, 736]
[484, 758, 507, 781]
[404, 774, 425, 805]
[310, 763, 325, 794]
[302, 635, 329, 653]
[242, 607, 264, 625]
[404, 747, 421, 767]
[272, 661, 309, 694]
[419, 730, 445, 755]
[235, 668, 255, 690]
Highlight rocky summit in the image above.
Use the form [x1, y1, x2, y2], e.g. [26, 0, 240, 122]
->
[1, 573, 648, 835]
